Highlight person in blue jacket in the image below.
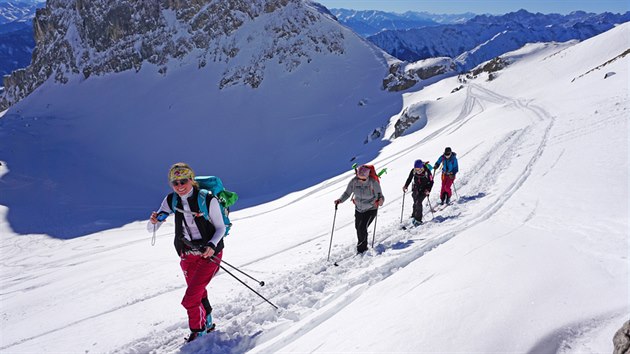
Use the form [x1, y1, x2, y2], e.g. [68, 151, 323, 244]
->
[434, 147, 458, 205]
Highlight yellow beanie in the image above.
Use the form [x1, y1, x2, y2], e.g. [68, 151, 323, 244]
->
[168, 163, 195, 182]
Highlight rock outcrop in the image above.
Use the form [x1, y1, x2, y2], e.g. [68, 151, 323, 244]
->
[614, 320, 630, 354]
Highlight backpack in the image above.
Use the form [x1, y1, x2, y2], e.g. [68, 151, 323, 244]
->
[170, 176, 238, 236]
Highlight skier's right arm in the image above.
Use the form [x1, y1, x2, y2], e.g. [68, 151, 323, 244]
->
[403, 169, 413, 191]
[335, 179, 354, 204]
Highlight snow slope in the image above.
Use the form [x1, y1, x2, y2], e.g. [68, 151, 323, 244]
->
[0, 20, 628, 354]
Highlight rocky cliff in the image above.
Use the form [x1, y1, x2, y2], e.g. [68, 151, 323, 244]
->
[0, 0, 345, 109]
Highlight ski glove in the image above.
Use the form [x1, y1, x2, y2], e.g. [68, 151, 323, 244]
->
[334, 199, 342, 205]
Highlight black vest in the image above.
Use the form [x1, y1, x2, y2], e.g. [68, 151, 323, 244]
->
[167, 188, 224, 256]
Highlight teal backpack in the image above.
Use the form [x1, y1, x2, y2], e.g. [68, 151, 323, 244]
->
[171, 176, 238, 235]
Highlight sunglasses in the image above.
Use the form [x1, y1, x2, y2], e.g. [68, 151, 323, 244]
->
[445, 153, 452, 157]
[171, 178, 190, 186]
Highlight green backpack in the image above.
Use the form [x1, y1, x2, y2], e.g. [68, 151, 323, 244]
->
[171, 176, 238, 235]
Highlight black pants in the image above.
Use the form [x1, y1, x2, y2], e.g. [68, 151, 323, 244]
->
[412, 190, 427, 222]
[202, 297, 212, 314]
[355, 208, 378, 253]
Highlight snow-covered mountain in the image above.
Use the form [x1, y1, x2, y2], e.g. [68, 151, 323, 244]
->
[0, 20, 627, 354]
[369, 9, 630, 70]
[329, 8, 475, 37]
[0, 0, 404, 237]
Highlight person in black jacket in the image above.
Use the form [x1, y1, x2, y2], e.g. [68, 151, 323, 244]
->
[148, 162, 226, 342]
[403, 159, 434, 226]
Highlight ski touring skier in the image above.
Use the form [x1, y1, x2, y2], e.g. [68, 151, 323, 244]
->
[147, 163, 226, 342]
[434, 147, 459, 205]
[334, 165, 385, 254]
[403, 159, 434, 226]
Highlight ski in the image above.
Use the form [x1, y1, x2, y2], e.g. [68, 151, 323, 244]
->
[333, 255, 356, 266]
[401, 220, 423, 230]
[183, 323, 216, 343]
[333, 251, 368, 266]
[431, 201, 452, 213]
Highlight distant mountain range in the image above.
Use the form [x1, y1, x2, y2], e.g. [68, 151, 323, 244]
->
[329, 8, 476, 37]
[0, 0, 43, 79]
[367, 9, 630, 70]
[3, 4, 628, 90]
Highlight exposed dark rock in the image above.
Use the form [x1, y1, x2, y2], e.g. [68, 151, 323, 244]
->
[614, 320, 630, 354]
[471, 57, 509, 76]
[391, 102, 428, 138]
[383, 59, 456, 92]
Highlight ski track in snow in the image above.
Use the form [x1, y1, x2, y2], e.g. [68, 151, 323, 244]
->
[103, 84, 558, 354]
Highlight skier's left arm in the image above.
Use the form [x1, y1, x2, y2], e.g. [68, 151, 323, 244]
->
[373, 180, 385, 207]
[202, 198, 226, 258]
[453, 157, 459, 175]
[426, 177, 434, 194]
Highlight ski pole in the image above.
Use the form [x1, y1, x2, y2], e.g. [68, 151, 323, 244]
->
[182, 238, 267, 287]
[208, 257, 278, 310]
[400, 191, 406, 223]
[426, 197, 435, 218]
[453, 180, 460, 199]
[181, 239, 267, 287]
[217, 258, 266, 286]
[327, 204, 339, 261]
[371, 210, 378, 248]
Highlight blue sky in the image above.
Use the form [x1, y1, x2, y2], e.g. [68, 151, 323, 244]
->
[316, 0, 630, 15]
